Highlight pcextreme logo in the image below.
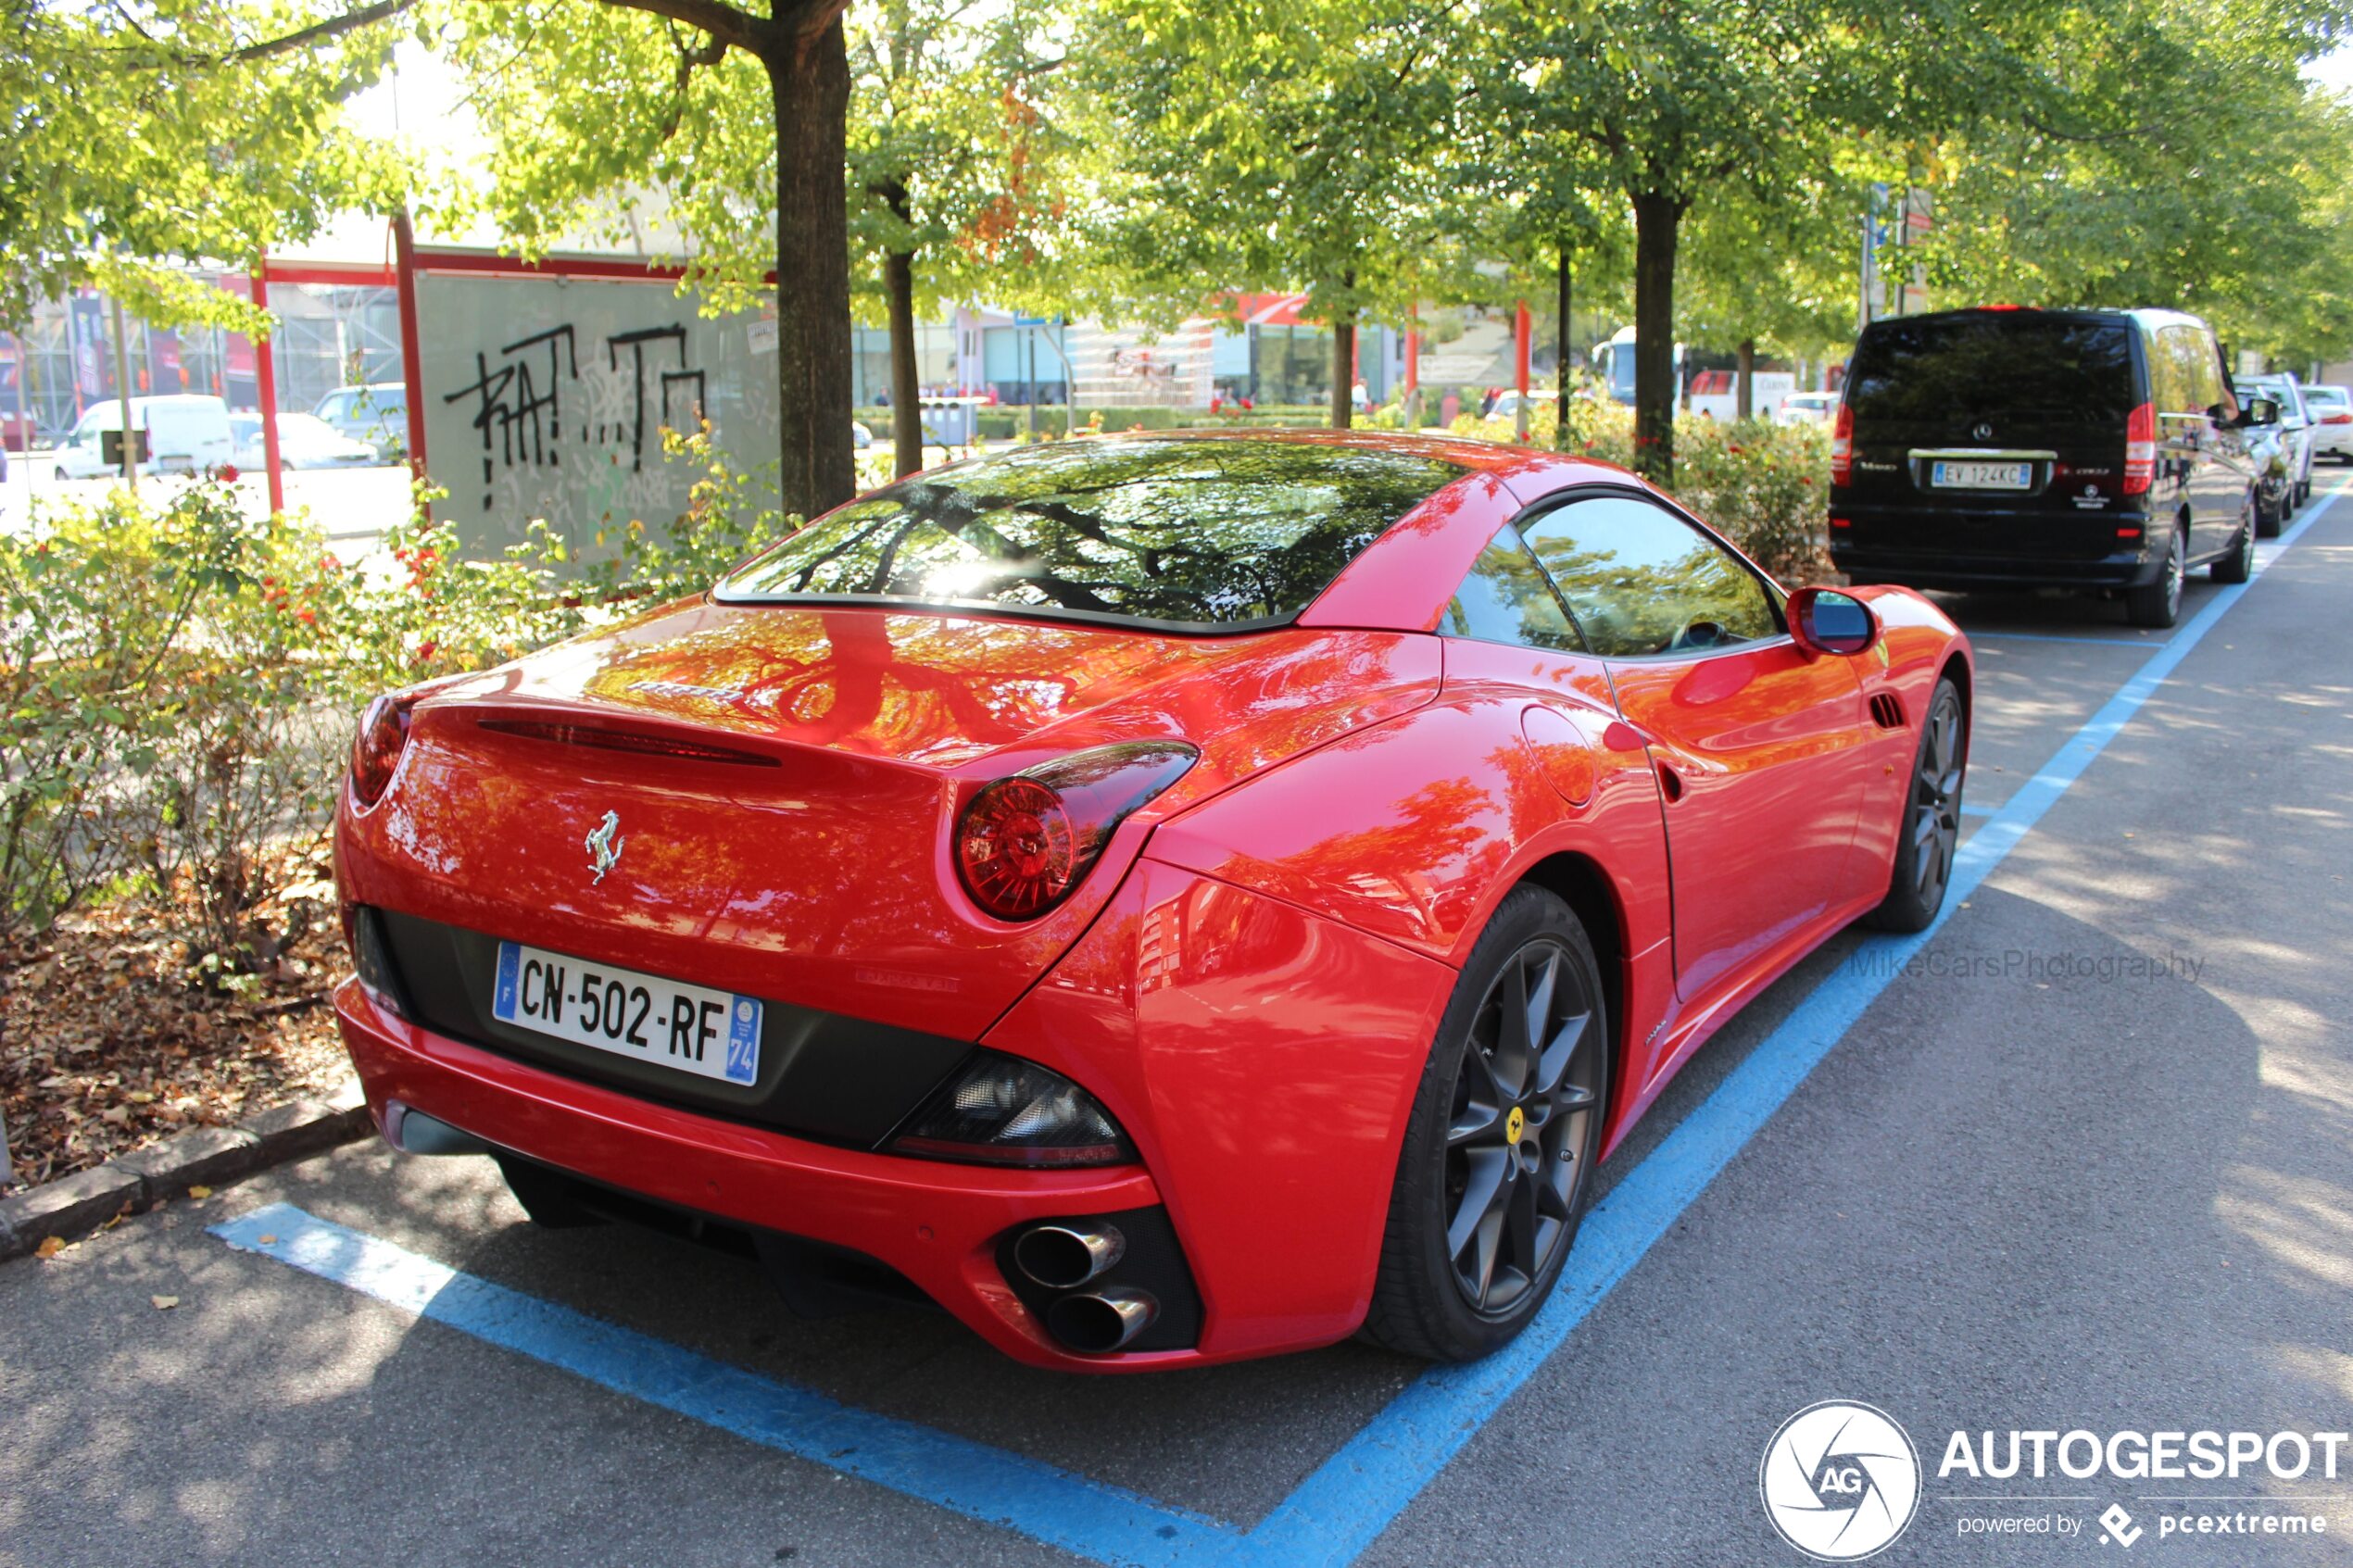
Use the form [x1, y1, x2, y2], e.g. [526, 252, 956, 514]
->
[1760, 1401, 1924, 1561]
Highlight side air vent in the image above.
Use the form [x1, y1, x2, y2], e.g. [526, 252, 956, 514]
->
[1869, 693, 1906, 730]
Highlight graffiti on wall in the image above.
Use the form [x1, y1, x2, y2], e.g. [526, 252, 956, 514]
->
[415, 275, 776, 562]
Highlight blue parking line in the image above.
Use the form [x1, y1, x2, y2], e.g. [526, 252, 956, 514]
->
[213, 482, 2339, 1568]
[210, 1205, 1236, 1568]
[1959, 798, 1997, 817]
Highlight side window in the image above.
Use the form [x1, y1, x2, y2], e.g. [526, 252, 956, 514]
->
[1521, 494, 1781, 659]
[2150, 329, 2194, 416]
[1441, 525, 1586, 653]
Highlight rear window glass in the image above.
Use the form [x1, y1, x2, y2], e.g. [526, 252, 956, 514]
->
[1845, 314, 2135, 425]
[716, 437, 1464, 630]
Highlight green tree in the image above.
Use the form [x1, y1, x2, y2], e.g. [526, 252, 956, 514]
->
[0, 0, 409, 332]
[849, 0, 1066, 477]
[443, 0, 865, 521]
[1067, 0, 1466, 428]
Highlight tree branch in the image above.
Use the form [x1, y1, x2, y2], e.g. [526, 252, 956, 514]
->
[221, 0, 416, 61]
[596, 0, 767, 56]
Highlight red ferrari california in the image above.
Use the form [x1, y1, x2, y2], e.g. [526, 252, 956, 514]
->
[333, 430, 1970, 1370]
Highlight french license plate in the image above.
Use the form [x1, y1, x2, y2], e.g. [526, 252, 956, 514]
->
[1931, 459, 2032, 490]
[491, 941, 761, 1085]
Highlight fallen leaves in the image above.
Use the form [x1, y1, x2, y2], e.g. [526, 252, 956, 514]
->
[1, 847, 353, 1195]
[35, 1236, 65, 1260]
[186, 1185, 213, 1200]
[151, 1294, 180, 1311]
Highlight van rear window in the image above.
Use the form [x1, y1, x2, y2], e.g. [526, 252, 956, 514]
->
[1846, 316, 2135, 424]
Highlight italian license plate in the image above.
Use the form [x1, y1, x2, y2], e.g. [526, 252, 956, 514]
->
[491, 941, 761, 1085]
[1931, 459, 2032, 490]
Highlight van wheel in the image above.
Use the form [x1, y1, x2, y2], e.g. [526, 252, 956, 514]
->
[2125, 526, 2185, 629]
[2211, 507, 2255, 584]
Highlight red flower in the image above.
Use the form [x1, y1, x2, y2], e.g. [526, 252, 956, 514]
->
[219, 464, 240, 483]
[296, 608, 317, 625]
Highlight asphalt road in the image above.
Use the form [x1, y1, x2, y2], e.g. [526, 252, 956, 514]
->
[6, 472, 2352, 1568]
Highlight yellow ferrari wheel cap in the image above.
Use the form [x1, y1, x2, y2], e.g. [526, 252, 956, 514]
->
[1504, 1105, 1526, 1143]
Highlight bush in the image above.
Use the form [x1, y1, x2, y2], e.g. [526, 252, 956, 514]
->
[0, 485, 247, 935]
[1452, 401, 1834, 583]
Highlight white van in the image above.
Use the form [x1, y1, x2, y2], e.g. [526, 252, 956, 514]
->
[53, 395, 236, 479]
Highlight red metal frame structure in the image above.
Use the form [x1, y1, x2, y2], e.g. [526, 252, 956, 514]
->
[250, 260, 287, 514]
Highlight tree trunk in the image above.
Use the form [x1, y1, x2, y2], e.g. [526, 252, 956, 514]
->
[1629, 189, 1685, 482]
[1328, 298, 1355, 431]
[1555, 239, 1573, 448]
[761, 24, 856, 520]
[884, 247, 922, 479]
[1736, 336, 1755, 421]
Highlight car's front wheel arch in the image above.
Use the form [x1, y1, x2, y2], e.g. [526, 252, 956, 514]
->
[1515, 852, 1629, 1137]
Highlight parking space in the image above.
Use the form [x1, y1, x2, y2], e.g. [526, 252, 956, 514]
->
[5, 477, 2349, 1568]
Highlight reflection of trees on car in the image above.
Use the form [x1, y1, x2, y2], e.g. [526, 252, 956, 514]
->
[722, 439, 1458, 627]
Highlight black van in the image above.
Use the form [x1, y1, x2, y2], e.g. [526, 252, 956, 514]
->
[1828, 307, 2270, 628]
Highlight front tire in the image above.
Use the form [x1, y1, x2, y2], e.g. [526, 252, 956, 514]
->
[2211, 505, 2255, 583]
[1364, 886, 1609, 1361]
[1866, 678, 1966, 933]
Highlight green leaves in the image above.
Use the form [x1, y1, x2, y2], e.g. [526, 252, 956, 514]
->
[0, 0, 414, 330]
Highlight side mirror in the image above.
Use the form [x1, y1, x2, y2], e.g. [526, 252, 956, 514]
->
[1788, 585, 1881, 659]
[2238, 396, 2281, 428]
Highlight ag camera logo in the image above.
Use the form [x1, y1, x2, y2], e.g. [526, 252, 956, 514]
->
[1761, 1400, 1922, 1561]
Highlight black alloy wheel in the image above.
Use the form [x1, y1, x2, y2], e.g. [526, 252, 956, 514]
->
[1868, 677, 1967, 934]
[1440, 938, 1603, 1317]
[1365, 886, 1610, 1361]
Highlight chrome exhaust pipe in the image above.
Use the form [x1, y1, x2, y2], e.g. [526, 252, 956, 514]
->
[1046, 1286, 1159, 1354]
[1013, 1221, 1126, 1289]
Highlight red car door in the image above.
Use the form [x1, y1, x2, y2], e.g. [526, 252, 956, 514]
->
[1521, 490, 1878, 1002]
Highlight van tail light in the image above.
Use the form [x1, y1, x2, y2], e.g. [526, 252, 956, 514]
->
[2122, 402, 2156, 495]
[1830, 403, 1854, 486]
[955, 741, 1198, 922]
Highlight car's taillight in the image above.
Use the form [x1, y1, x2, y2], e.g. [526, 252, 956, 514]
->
[955, 741, 1198, 922]
[1830, 402, 1854, 486]
[2324, 410, 2353, 426]
[349, 694, 415, 808]
[2123, 401, 2156, 495]
[890, 1051, 1134, 1166]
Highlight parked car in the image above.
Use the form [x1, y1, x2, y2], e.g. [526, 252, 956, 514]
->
[1779, 390, 1841, 427]
[333, 431, 1973, 1370]
[230, 411, 383, 470]
[2235, 373, 2316, 510]
[1829, 306, 2265, 629]
[2304, 383, 2353, 463]
[2232, 375, 2316, 534]
[52, 395, 235, 480]
[311, 383, 408, 458]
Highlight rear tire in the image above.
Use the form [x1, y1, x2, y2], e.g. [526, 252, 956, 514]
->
[2210, 506, 2255, 584]
[1363, 886, 1609, 1362]
[1866, 678, 1967, 933]
[2255, 491, 2283, 539]
[2125, 526, 2185, 628]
